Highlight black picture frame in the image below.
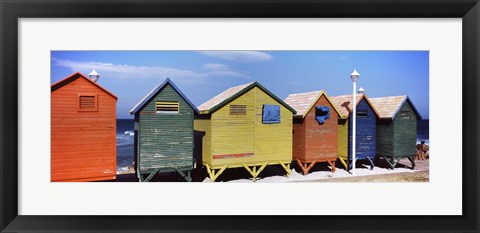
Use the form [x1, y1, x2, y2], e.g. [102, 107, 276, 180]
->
[1, 0, 478, 232]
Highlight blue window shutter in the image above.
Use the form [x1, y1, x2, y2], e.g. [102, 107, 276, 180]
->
[315, 106, 330, 124]
[262, 104, 281, 124]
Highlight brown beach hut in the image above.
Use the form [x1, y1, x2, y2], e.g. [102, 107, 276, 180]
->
[51, 71, 117, 182]
[284, 90, 342, 175]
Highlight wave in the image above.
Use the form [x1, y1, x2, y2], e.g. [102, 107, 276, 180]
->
[124, 130, 134, 136]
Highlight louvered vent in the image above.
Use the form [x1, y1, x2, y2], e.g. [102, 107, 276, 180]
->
[156, 101, 179, 113]
[79, 96, 96, 110]
[229, 105, 247, 115]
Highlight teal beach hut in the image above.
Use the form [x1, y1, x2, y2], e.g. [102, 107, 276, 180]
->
[130, 78, 199, 182]
[369, 95, 421, 169]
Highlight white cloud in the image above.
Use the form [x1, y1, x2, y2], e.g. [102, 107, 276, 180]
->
[198, 51, 273, 63]
[52, 58, 248, 80]
[203, 63, 249, 78]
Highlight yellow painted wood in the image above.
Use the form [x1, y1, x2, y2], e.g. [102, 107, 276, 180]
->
[194, 118, 212, 165]
[204, 164, 227, 182]
[337, 119, 349, 163]
[338, 157, 348, 169]
[253, 87, 293, 164]
[197, 86, 293, 179]
[278, 162, 291, 176]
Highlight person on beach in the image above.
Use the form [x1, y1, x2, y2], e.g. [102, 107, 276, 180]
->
[416, 141, 427, 160]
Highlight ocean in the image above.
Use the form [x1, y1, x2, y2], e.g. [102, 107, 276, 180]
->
[115, 119, 430, 172]
[116, 119, 134, 172]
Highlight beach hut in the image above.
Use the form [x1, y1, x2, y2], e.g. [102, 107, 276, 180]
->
[330, 93, 379, 170]
[284, 90, 342, 175]
[51, 71, 117, 182]
[194, 82, 296, 181]
[129, 78, 198, 182]
[369, 95, 421, 169]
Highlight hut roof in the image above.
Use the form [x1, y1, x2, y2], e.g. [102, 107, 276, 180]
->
[198, 82, 296, 115]
[284, 90, 342, 118]
[51, 72, 117, 99]
[129, 78, 199, 114]
[369, 95, 422, 119]
[330, 94, 380, 119]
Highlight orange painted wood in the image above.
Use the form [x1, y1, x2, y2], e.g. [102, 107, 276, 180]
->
[51, 73, 117, 182]
[292, 95, 338, 167]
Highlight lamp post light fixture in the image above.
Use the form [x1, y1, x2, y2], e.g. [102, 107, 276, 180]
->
[350, 69, 360, 175]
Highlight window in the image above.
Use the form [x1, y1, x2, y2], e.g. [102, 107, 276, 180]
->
[229, 105, 247, 115]
[262, 104, 280, 124]
[357, 109, 368, 117]
[156, 101, 179, 113]
[315, 106, 330, 124]
[400, 111, 411, 120]
[78, 95, 97, 111]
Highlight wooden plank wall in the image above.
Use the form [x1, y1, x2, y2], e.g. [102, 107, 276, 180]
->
[347, 98, 377, 160]
[253, 87, 292, 164]
[194, 118, 212, 166]
[292, 118, 306, 160]
[337, 119, 349, 161]
[202, 86, 293, 168]
[138, 84, 194, 173]
[375, 119, 394, 156]
[302, 95, 338, 161]
[51, 77, 116, 182]
[393, 101, 418, 156]
[210, 89, 256, 166]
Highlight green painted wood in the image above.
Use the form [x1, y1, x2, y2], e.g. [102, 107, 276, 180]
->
[376, 100, 418, 158]
[393, 101, 418, 156]
[137, 84, 195, 173]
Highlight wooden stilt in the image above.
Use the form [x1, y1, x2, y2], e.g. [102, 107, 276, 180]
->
[295, 159, 317, 175]
[366, 156, 375, 170]
[326, 160, 336, 173]
[174, 168, 192, 182]
[205, 164, 227, 182]
[242, 163, 268, 181]
[338, 157, 348, 170]
[408, 156, 416, 170]
[143, 169, 160, 182]
[278, 162, 291, 177]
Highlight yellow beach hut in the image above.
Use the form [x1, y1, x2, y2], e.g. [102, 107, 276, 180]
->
[194, 82, 296, 181]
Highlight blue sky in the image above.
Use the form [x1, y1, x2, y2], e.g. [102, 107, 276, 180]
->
[51, 51, 429, 119]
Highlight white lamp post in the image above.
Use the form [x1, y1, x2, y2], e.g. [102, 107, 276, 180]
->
[350, 69, 360, 175]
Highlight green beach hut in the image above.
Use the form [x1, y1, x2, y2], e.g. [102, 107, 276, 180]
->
[130, 78, 199, 182]
[369, 95, 421, 169]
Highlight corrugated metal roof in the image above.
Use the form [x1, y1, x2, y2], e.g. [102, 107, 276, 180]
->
[197, 82, 254, 112]
[129, 78, 199, 114]
[284, 90, 341, 118]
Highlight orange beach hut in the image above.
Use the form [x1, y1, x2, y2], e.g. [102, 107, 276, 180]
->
[51, 71, 117, 182]
[284, 90, 342, 175]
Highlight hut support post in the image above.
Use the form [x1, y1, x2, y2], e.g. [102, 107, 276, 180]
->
[174, 168, 192, 182]
[381, 155, 401, 169]
[326, 159, 336, 173]
[242, 163, 267, 181]
[205, 164, 227, 182]
[366, 157, 375, 170]
[338, 157, 348, 170]
[278, 162, 291, 177]
[143, 169, 160, 182]
[295, 159, 317, 175]
[407, 156, 416, 170]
